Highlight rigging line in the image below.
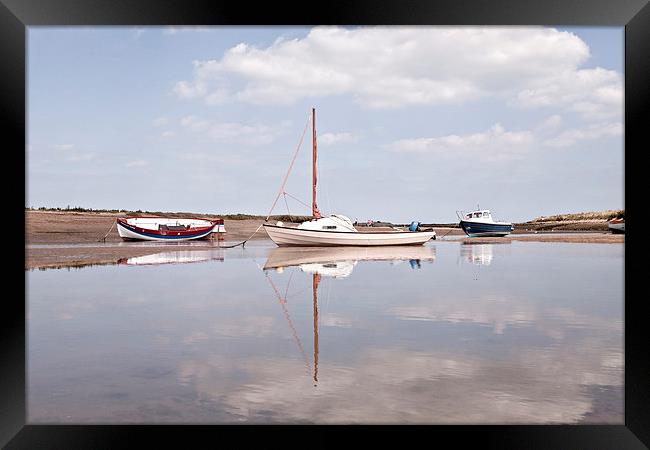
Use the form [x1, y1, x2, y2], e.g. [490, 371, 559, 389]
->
[283, 191, 311, 210]
[283, 192, 292, 218]
[284, 269, 295, 301]
[265, 111, 311, 221]
[263, 269, 311, 376]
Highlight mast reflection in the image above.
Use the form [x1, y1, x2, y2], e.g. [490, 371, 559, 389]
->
[262, 245, 436, 386]
[312, 273, 320, 386]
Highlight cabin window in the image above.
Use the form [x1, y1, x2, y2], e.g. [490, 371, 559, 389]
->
[483, 212, 489, 217]
[474, 213, 481, 218]
[323, 225, 337, 230]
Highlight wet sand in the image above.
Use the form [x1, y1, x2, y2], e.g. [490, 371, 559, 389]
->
[455, 234, 624, 245]
[25, 211, 623, 270]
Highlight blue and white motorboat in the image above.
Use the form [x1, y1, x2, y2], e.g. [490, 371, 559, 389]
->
[457, 209, 514, 237]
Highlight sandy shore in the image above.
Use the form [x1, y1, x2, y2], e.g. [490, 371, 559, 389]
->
[25, 211, 623, 270]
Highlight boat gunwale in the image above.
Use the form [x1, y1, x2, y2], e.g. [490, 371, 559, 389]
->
[118, 216, 223, 225]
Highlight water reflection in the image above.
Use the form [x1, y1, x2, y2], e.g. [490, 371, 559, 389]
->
[27, 242, 623, 424]
[117, 249, 225, 266]
[263, 245, 436, 277]
[261, 245, 436, 387]
[460, 243, 494, 266]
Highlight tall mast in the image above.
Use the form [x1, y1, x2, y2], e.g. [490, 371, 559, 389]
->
[312, 108, 321, 219]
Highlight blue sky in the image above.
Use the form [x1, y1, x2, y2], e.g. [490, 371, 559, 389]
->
[27, 26, 623, 223]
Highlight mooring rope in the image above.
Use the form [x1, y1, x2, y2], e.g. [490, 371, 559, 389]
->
[98, 219, 117, 242]
[216, 222, 267, 248]
[437, 226, 457, 240]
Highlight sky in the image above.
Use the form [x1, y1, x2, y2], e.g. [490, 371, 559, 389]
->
[26, 26, 624, 223]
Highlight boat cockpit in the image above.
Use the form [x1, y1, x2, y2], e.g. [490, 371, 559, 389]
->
[464, 210, 493, 221]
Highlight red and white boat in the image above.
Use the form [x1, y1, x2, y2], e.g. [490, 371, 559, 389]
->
[116, 216, 225, 241]
[608, 217, 625, 234]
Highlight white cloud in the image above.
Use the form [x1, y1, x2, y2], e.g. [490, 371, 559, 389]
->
[163, 26, 211, 35]
[180, 115, 208, 130]
[515, 67, 622, 119]
[173, 26, 621, 118]
[173, 80, 207, 99]
[539, 115, 563, 131]
[51, 144, 96, 162]
[180, 115, 284, 146]
[544, 122, 623, 147]
[161, 130, 175, 138]
[318, 132, 360, 146]
[391, 123, 534, 161]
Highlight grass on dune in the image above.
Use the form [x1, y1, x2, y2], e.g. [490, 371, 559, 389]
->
[531, 210, 624, 222]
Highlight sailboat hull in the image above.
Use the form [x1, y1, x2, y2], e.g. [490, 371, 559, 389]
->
[263, 224, 435, 247]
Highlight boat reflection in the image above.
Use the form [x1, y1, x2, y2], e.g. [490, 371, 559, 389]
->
[460, 243, 494, 266]
[263, 245, 436, 277]
[262, 245, 436, 387]
[117, 249, 225, 266]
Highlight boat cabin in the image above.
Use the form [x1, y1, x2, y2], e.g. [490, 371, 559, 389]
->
[297, 214, 358, 232]
[465, 210, 493, 221]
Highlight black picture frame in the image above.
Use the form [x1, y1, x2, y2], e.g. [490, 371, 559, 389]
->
[4, 0, 647, 447]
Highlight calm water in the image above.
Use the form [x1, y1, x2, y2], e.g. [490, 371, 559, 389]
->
[27, 240, 624, 424]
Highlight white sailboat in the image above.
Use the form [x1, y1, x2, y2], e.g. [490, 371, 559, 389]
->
[263, 108, 436, 247]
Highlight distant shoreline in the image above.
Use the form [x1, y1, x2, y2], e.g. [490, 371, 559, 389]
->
[25, 209, 623, 270]
[24, 206, 622, 231]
